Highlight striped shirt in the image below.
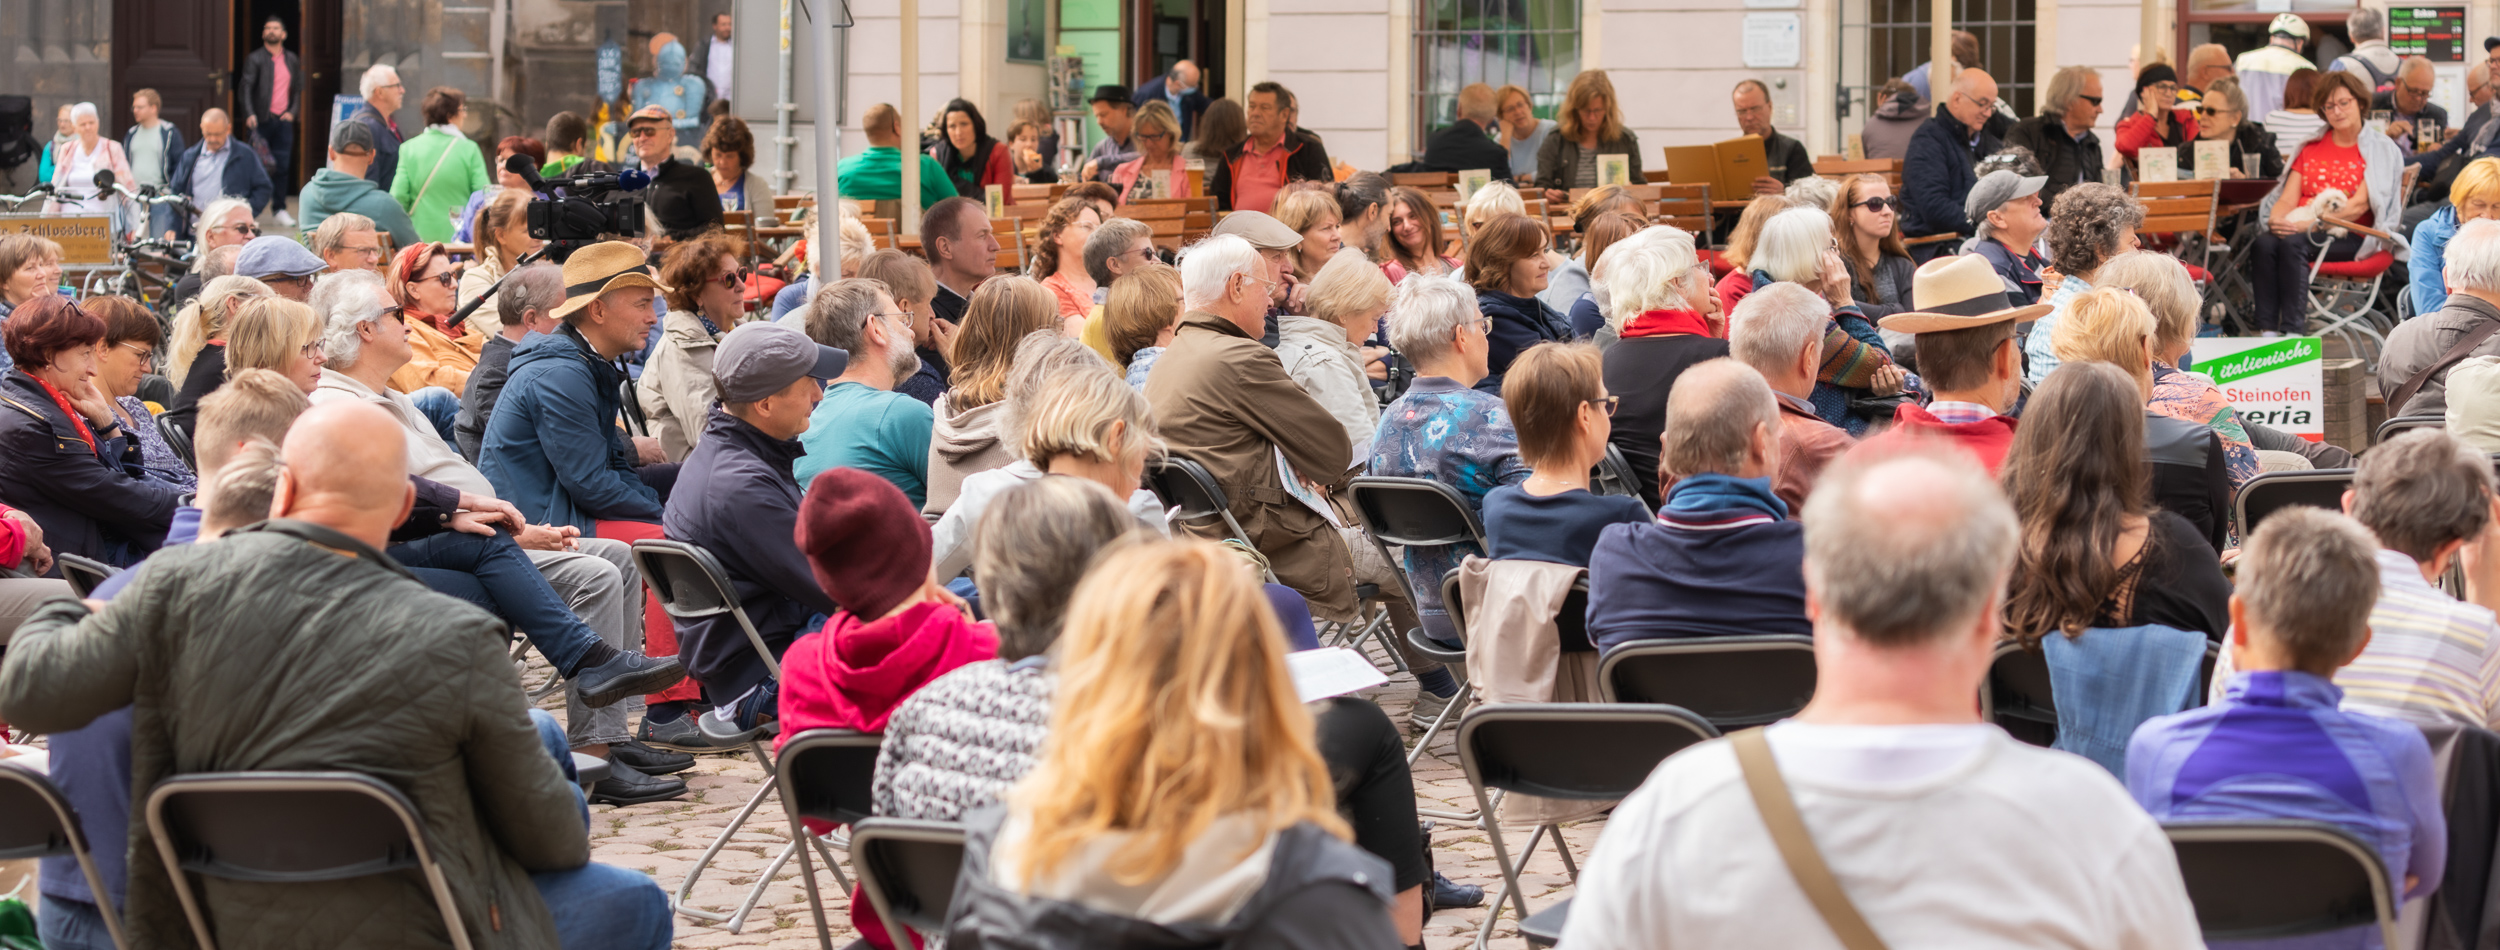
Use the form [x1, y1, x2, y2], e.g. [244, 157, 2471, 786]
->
[2338, 549, 2500, 730]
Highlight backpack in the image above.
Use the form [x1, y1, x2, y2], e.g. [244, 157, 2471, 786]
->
[2340, 51, 2398, 94]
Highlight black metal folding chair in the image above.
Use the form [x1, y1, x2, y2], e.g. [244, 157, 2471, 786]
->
[848, 818, 968, 950]
[2166, 820, 2399, 948]
[0, 762, 127, 949]
[2234, 468, 2354, 538]
[56, 552, 119, 598]
[144, 772, 471, 950]
[1597, 635, 1817, 731]
[630, 538, 810, 929]
[1143, 456, 1263, 563]
[1981, 640, 2058, 747]
[773, 729, 882, 950]
[1591, 444, 1651, 515]
[1458, 703, 1719, 949]
[1518, 898, 1572, 948]
[1346, 476, 1488, 734]
[156, 412, 196, 472]
[2375, 414, 2444, 446]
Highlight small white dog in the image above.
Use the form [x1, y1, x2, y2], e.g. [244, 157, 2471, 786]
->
[2287, 188, 2351, 236]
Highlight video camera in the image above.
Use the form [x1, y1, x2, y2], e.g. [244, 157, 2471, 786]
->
[508, 155, 651, 261]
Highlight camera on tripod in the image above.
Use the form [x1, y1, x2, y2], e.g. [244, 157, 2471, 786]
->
[507, 155, 652, 260]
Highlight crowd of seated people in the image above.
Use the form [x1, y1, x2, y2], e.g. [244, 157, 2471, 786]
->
[25, 46, 2500, 950]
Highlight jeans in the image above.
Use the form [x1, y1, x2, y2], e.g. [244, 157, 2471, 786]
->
[408, 386, 460, 446]
[530, 538, 641, 747]
[36, 894, 114, 950]
[254, 117, 293, 198]
[388, 529, 605, 674]
[527, 710, 674, 950]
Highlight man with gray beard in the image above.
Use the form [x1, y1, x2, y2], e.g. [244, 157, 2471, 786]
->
[794, 277, 936, 505]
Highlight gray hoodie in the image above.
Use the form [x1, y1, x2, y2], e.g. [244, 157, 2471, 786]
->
[921, 395, 1010, 523]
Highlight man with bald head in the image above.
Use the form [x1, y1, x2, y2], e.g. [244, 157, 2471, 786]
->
[0, 401, 675, 950]
[168, 107, 275, 236]
[1135, 58, 1211, 138]
[1422, 82, 1512, 179]
[1901, 67, 2004, 255]
[2377, 56, 2450, 160]
[1562, 446, 2204, 948]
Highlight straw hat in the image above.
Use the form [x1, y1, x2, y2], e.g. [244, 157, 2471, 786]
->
[551, 241, 672, 320]
[1875, 254, 2052, 335]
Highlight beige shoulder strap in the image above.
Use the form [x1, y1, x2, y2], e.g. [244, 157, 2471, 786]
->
[1729, 728, 1893, 950]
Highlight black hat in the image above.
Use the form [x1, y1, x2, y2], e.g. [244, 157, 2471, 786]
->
[1090, 84, 1134, 106]
[645, 159, 725, 239]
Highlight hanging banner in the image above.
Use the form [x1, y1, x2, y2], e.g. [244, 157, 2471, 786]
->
[2191, 335, 2326, 441]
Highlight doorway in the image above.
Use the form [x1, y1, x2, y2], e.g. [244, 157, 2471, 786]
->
[228, 0, 341, 196]
[1130, 0, 1224, 99]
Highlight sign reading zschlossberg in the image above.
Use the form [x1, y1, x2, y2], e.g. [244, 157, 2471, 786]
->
[2190, 336, 2325, 441]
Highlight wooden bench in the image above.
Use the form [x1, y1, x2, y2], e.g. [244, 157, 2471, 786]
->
[1812, 156, 1904, 195]
[1393, 171, 1456, 188]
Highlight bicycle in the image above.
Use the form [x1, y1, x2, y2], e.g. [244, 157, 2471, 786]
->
[7, 173, 199, 315]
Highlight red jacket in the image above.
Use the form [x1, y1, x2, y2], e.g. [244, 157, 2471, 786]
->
[1880, 401, 2019, 473]
[774, 599, 999, 747]
[2115, 109, 2196, 165]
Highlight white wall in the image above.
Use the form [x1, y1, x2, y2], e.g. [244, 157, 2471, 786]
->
[1263, 0, 1393, 170]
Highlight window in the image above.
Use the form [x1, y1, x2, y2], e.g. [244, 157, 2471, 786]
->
[1867, 0, 2037, 118]
[1412, 0, 1581, 158]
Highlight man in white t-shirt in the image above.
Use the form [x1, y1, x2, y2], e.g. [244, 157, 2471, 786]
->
[1561, 446, 2204, 950]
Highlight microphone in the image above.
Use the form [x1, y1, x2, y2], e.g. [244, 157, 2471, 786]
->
[504, 153, 547, 194]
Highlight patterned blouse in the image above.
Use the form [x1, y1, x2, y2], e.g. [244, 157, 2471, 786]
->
[1367, 377, 1532, 621]
[119, 396, 197, 492]
[2150, 362, 2260, 489]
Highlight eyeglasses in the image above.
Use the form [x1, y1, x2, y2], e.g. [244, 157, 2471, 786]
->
[1137, 131, 1172, 142]
[874, 309, 916, 328]
[341, 244, 382, 259]
[629, 126, 666, 139]
[1854, 196, 1900, 213]
[116, 341, 154, 360]
[2402, 85, 2435, 98]
[214, 222, 261, 236]
[298, 341, 324, 359]
[1955, 92, 1999, 112]
[2323, 96, 2361, 113]
[1587, 395, 1620, 417]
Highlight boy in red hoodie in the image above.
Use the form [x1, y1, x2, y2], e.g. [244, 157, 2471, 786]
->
[1872, 254, 2039, 473]
[775, 467, 999, 747]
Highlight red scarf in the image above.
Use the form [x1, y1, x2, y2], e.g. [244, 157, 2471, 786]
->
[33, 376, 100, 454]
[1621, 308, 1716, 340]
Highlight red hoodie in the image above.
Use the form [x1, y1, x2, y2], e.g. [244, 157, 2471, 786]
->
[1878, 402, 2019, 474]
[775, 600, 999, 749]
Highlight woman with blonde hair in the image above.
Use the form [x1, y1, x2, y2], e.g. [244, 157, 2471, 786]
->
[163, 274, 274, 431]
[1461, 180, 1527, 251]
[944, 539, 1406, 949]
[1109, 101, 1188, 202]
[2410, 157, 2500, 317]
[1534, 69, 1643, 204]
[1496, 83, 1556, 181]
[1101, 262, 1184, 388]
[2092, 250, 2261, 487]
[1032, 196, 1105, 322]
[926, 275, 1061, 520]
[1711, 194, 1791, 312]
[222, 295, 330, 396]
[1272, 188, 1344, 281]
[2049, 287, 2236, 551]
[1278, 249, 1392, 449]
[931, 351, 1167, 579]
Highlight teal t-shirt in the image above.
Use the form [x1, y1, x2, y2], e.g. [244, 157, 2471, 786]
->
[796, 380, 936, 505]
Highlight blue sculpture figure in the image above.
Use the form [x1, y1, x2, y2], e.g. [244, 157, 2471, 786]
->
[633, 40, 709, 136]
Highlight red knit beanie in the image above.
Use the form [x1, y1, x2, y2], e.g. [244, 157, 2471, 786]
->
[797, 468, 933, 620]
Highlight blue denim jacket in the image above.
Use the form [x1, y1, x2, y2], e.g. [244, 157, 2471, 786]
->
[2041, 623, 2208, 775]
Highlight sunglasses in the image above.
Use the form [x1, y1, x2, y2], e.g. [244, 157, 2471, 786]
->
[2197, 105, 2238, 117]
[2077, 94, 2104, 106]
[416, 271, 456, 289]
[216, 222, 262, 236]
[1854, 196, 1901, 213]
[719, 268, 749, 290]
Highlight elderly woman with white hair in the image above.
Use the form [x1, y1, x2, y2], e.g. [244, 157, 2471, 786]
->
[1596, 225, 1727, 506]
[2093, 250, 2262, 486]
[1279, 249, 1396, 451]
[1747, 206, 1907, 434]
[2387, 217, 2500, 418]
[46, 102, 139, 234]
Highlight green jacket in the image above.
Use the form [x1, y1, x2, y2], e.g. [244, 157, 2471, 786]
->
[837, 146, 958, 209]
[299, 167, 421, 247]
[0, 519, 587, 949]
[392, 126, 493, 244]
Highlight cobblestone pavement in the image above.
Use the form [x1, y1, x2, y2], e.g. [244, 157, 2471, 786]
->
[532, 635, 1608, 950]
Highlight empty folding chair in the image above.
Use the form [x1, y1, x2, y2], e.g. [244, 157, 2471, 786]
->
[1458, 703, 1720, 949]
[1348, 476, 1491, 746]
[145, 771, 470, 950]
[2166, 820, 2398, 948]
[56, 553, 120, 598]
[848, 818, 969, 950]
[2234, 468, 2354, 538]
[0, 762, 127, 949]
[1590, 444, 1651, 514]
[630, 539, 820, 929]
[1597, 634, 1817, 731]
[774, 728, 883, 950]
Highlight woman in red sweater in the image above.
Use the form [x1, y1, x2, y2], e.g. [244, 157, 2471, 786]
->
[2115, 64, 2194, 175]
[931, 98, 1017, 207]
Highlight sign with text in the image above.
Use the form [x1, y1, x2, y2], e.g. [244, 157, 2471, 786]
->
[2190, 336, 2325, 441]
[0, 215, 112, 264]
[2391, 7, 2469, 63]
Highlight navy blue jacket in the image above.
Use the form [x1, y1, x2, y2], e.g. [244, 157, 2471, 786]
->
[351, 105, 405, 188]
[1422, 119, 1512, 180]
[479, 327, 663, 534]
[0, 371, 184, 567]
[1475, 289, 1572, 396]
[1901, 111, 2000, 238]
[1134, 75, 1212, 139]
[1586, 503, 1809, 652]
[167, 139, 275, 216]
[662, 407, 836, 700]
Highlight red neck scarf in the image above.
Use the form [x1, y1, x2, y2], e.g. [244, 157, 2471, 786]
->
[1621, 308, 1715, 340]
[32, 376, 100, 454]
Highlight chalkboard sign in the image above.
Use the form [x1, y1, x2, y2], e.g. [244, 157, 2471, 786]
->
[597, 41, 625, 102]
[2390, 7, 2468, 63]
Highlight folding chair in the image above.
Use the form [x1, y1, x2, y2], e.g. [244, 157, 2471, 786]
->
[1346, 476, 1490, 757]
[774, 729, 882, 950]
[2375, 414, 2445, 445]
[1457, 704, 1719, 949]
[2166, 820, 2399, 947]
[847, 818, 968, 950]
[0, 762, 127, 949]
[630, 539, 811, 929]
[2307, 188, 2413, 373]
[145, 772, 470, 950]
[56, 552, 119, 598]
[1981, 640, 2059, 747]
[1590, 443, 1650, 513]
[156, 412, 196, 471]
[1597, 634, 1816, 731]
[1141, 455, 1273, 582]
[2233, 468, 2356, 537]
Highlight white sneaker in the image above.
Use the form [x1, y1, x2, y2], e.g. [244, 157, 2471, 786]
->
[274, 209, 295, 227]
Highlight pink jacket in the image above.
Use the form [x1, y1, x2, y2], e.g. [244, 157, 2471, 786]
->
[775, 599, 999, 746]
[45, 137, 140, 237]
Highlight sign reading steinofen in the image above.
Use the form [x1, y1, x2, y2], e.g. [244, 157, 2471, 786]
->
[0, 215, 112, 265]
[2189, 335, 2325, 441]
